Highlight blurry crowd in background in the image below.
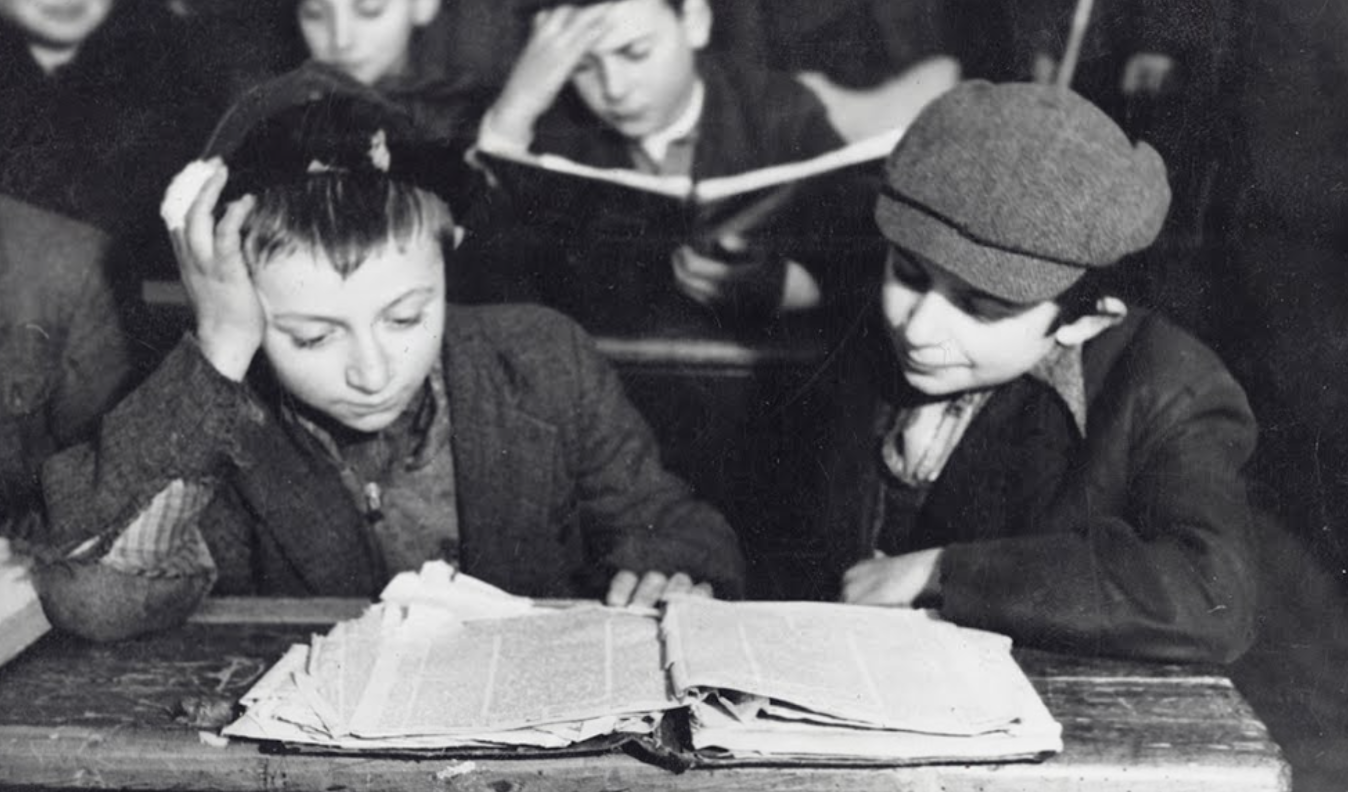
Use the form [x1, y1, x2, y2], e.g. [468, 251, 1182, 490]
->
[4, 0, 1348, 788]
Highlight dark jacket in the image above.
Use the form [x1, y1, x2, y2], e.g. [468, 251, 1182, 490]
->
[0, 197, 131, 535]
[0, 4, 222, 234]
[39, 305, 744, 639]
[819, 308, 1258, 663]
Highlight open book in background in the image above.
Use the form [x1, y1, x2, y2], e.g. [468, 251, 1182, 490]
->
[472, 125, 904, 253]
[224, 562, 1060, 769]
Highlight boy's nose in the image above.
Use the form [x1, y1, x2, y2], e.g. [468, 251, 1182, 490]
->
[598, 60, 634, 104]
[894, 290, 949, 349]
[345, 338, 392, 395]
[329, 10, 353, 51]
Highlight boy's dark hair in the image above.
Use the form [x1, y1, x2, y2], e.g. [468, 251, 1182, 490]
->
[203, 63, 459, 276]
[1048, 272, 1105, 331]
[241, 175, 455, 277]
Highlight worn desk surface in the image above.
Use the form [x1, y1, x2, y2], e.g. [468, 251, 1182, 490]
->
[0, 598, 1289, 792]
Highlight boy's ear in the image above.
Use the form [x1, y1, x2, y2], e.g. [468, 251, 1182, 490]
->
[411, 0, 442, 27]
[1052, 296, 1127, 348]
[678, 0, 712, 50]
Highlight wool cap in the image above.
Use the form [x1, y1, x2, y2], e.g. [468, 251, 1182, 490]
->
[875, 80, 1171, 303]
[202, 61, 459, 207]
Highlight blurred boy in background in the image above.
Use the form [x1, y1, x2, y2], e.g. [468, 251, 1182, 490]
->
[0, 196, 131, 539]
[476, 0, 860, 322]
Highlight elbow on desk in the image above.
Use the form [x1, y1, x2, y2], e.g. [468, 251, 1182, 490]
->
[34, 562, 212, 643]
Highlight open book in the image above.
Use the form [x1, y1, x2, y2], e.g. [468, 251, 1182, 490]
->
[225, 563, 1060, 769]
[473, 126, 904, 250]
[663, 598, 1062, 766]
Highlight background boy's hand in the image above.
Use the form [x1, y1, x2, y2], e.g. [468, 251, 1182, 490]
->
[606, 569, 713, 608]
[482, 4, 614, 150]
[161, 159, 261, 382]
[841, 548, 944, 607]
[671, 242, 819, 313]
[1121, 52, 1177, 97]
[671, 244, 741, 307]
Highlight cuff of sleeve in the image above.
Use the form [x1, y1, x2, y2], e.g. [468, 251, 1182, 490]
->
[936, 542, 997, 628]
[35, 560, 214, 642]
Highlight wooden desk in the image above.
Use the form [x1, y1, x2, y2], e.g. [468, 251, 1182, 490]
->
[0, 598, 1289, 792]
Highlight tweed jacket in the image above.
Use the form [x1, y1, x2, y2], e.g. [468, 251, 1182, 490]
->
[0, 196, 130, 534]
[39, 305, 744, 640]
[818, 308, 1258, 663]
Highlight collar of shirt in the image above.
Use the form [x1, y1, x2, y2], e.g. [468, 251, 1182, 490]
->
[637, 79, 705, 167]
[1028, 343, 1088, 436]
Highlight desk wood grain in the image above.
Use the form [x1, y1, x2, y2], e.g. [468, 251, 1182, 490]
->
[0, 598, 1290, 792]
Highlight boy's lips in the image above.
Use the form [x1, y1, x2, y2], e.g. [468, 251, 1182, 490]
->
[343, 397, 403, 417]
[40, 5, 88, 22]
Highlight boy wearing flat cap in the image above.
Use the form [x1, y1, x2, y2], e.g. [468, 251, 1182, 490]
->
[823, 80, 1257, 663]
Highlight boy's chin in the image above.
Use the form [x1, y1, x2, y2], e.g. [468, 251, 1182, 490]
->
[334, 409, 404, 435]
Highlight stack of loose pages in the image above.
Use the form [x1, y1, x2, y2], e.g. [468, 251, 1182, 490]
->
[224, 562, 1062, 766]
[223, 563, 675, 751]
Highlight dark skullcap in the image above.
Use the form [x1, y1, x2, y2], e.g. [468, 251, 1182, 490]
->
[875, 80, 1171, 303]
[202, 61, 458, 207]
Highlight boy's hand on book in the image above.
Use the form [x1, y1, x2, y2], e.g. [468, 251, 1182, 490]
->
[841, 548, 944, 608]
[487, 4, 614, 149]
[606, 569, 713, 608]
[672, 244, 740, 307]
[161, 158, 262, 382]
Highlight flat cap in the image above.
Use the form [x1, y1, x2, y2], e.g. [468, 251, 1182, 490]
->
[875, 80, 1171, 303]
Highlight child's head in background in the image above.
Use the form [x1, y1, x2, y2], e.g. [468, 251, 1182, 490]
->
[295, 0, 442, 86]
[559, 0, 710, 140]
[0, 0, 116, 72]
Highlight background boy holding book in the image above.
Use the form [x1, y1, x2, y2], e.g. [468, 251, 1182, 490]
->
[475, 0, 864, 322]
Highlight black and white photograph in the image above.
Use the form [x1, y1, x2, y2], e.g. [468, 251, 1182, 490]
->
[1, 0, 1344, 789]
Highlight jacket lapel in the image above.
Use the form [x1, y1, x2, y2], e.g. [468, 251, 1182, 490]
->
[234, 391, 378, 595]
[441, 316, 558, 591]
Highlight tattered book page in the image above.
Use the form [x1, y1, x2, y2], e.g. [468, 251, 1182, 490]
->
[349, 606, 676, 737]
[662, 599, 1036, 736]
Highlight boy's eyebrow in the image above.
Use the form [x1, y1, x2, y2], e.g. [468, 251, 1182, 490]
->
[269, 314, 345, 328]
[268, 287, 436, 326]
[380, 286, 437, 312]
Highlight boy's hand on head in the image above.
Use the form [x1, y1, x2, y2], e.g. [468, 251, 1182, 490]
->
[162, 159, 262, 382]
[606, 569, 713, 609]
[841, 548, 944, 608]
[483, 4, 615, 149]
